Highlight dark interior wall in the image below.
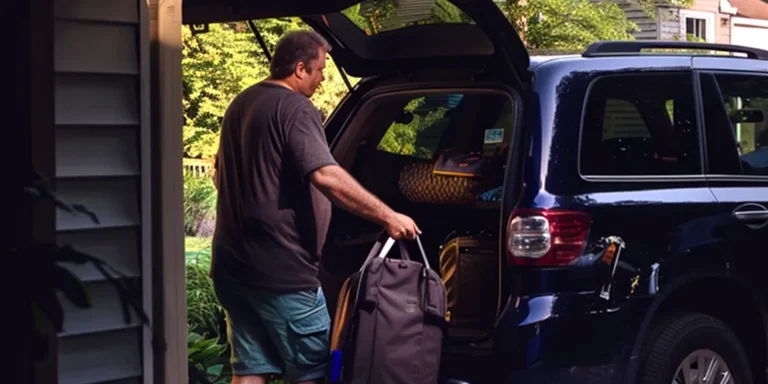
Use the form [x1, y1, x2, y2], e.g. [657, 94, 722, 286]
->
[13, 0, 56, 383]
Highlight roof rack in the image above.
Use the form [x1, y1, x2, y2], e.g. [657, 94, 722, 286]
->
[582, 40, 768, 60]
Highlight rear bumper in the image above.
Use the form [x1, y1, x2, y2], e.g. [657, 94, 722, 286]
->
[441, 293, 652, 384]
[496, 293, 651, 383]
[504, 363, 626, 384]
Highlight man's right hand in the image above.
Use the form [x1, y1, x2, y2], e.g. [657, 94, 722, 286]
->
[384, 212, 422, 240]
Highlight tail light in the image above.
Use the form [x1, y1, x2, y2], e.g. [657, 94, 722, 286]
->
[506, 208, 591, 266]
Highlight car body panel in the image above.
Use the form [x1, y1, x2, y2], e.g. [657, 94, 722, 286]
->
[488, 54, 768, 383]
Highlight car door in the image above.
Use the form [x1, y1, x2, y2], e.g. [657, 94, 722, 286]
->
[182, 0, 531, 85]
[694, 57, 768, 306]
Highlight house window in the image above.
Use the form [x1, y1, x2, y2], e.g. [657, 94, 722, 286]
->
[686, 17, 707, 40]
[679, 10, 715, 42]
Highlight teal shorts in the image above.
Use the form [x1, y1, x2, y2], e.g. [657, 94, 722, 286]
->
[212, 271, 331, 382]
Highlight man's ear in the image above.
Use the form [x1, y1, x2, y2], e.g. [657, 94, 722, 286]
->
[295, 61, 307, 80]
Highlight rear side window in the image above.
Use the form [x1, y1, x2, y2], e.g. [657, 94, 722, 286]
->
[700, 72, 768, 176]
[580, 73, 701, 177]
[376, 93, 515, 160]
[376, 94, 463, 159]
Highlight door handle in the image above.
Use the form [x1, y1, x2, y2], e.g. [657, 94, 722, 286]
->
[733, 210, 768, 221]
[732, 203, 768, 229]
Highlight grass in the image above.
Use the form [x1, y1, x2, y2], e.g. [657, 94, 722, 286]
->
[185, 236, 221, 338]
[186, 236, 212, 260]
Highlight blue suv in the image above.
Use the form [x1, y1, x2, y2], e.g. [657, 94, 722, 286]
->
[183, 0, 768, 382]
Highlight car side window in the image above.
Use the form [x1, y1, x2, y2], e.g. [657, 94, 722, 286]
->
[580, 73, 701, 176]
[700, 72, 768, 176]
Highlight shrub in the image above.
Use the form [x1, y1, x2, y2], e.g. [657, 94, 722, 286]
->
[186, 247, 226, 338]
[184, 173, 217, 237]
[188, 331, 229, 384]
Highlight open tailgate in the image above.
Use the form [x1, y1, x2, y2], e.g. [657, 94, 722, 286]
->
[182, 0, 530, 83]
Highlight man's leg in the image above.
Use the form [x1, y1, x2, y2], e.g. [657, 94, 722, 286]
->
[257, 286, 332, 384]
[212, 274, 284, 383]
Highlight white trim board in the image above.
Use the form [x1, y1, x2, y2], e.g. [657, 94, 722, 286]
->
[732, 16, 768, 29]
[138, 0, 154, 382]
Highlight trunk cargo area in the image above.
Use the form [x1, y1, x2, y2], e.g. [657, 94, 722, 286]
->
[317, 82, 523, 382]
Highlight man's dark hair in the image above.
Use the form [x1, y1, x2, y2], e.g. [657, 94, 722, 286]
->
[270, 30, 332, 80]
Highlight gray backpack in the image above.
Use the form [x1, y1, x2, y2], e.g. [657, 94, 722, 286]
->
[329, 235, 447, 384]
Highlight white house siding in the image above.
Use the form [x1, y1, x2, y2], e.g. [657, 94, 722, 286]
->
[53, 0, 152, 383]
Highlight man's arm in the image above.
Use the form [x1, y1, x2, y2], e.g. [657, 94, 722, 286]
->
[309, 164, 421, 239]
[286, 104, 420, 239]
[309, 164, 395, 226]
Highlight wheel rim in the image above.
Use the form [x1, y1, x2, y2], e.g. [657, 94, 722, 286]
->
[672, 349, 734, 384]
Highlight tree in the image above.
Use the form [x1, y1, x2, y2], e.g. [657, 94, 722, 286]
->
[182, 19, 357, 159]
[499, 0, 638, 51]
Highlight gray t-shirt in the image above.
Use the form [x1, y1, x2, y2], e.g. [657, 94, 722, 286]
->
[212, 81, 337, 291]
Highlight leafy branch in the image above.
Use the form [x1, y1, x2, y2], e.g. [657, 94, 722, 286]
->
[23, 170, 150, 360]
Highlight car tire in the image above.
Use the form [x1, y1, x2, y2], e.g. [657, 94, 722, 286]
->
[638, 312, 752, 384]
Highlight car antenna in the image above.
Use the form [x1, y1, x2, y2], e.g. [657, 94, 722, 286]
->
[246, 20, 272, 62]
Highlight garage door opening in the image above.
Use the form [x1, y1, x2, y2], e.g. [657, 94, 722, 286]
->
[182, 17, 361, 383]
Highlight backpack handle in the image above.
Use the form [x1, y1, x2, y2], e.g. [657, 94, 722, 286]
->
[358, 233, 432, 272]
[375, 235, 431, 270]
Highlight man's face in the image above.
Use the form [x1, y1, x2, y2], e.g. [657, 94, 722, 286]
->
[296, 48, 327, 97]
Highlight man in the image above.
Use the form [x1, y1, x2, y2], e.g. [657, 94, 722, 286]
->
[211, 30, 421, 384]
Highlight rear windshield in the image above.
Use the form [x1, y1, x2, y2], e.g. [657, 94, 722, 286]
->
[341, 0, 474, 35]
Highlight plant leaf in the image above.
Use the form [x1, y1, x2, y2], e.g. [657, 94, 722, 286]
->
[52, 244, 98, 264]
[188, 332, 203, 344]
[25, 183, 100, 225]
[206, 364, 223, 377]
[53, 265, 91, 308]
[35, 290, 64, 332]
[188, 361, 215, 384]
[92, 261, 150, 326]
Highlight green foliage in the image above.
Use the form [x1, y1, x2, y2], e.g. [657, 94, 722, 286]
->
[376, 97, 451, 158]
[499, 0, 638, 50]
[188, 332, 229, 384]
[186, 248, 224, 339]
[185, 236, 231, 383]
[182, 19, 357, 160]
[341, 0, 469, 34]
[186, 236, 214, 256]
[183, 173, 217, 237]
[23, 170, 149, 363]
